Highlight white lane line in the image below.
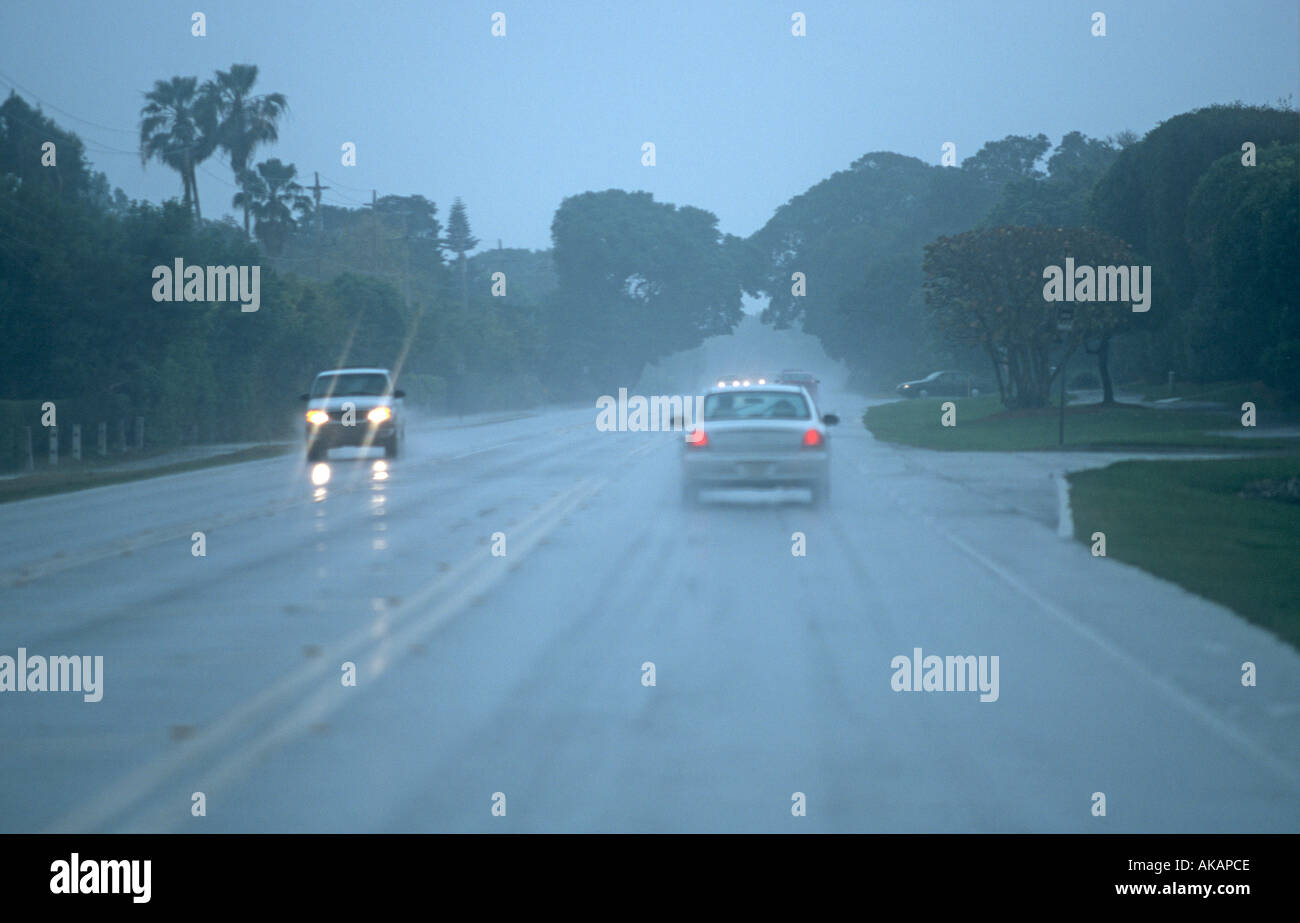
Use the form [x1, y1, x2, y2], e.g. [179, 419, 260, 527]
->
[131, 477, 610, 833]
[869, 462, 1300, 790]
[44, 475, 607, 834]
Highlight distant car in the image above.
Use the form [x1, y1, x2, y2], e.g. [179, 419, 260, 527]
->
[895, 370, 980, 398]
[776, 369, 819, 403]
[681, 384, 838, 507]
[300, 367, 406, 461]
[715, 373, 769, 387]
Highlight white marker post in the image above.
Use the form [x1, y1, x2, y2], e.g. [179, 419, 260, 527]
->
[1057, 306, 1074, 447]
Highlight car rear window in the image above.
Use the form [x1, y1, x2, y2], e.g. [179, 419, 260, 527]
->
[704, 391, 811, 420]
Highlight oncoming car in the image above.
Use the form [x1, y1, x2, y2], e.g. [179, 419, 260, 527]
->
[300, 367, 406, 461]
[681, 384, 838, 506]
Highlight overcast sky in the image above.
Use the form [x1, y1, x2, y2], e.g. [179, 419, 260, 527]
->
[1, 0, 1295, 253]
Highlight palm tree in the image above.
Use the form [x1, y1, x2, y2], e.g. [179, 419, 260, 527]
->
[234, 159, 311, 256]
[203, 64, 288, 236]
[139, 76, 216, 220]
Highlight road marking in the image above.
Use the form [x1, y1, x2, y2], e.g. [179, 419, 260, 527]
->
[45, 475, 608, 833]
[871, 466, 1300, 791]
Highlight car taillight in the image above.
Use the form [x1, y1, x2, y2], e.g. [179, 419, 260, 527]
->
[686, 428, 708, 448]
[802, 428, 823, 447]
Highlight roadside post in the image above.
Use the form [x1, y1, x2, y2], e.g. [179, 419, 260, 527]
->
[1057, 305, 1074, 447]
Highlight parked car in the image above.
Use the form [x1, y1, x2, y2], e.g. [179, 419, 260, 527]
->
[895, 370, 981, 398]
[681, 385, 838, 507]
[300, 367, 406, 461]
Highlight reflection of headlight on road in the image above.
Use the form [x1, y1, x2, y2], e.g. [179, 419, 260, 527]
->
[310, 462, 331, 486]
[367, 406, 392, 423]
[306, 409, 329, 424]
[371, 459, 389, 481]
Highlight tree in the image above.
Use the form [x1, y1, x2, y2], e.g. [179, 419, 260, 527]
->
[985, 132, 1120, 228]
[960, 134, 1051, 187]
[746, 150, 1003, 385]
[233, 158, 311, 256]
[1184, 142, 1300, 388]
[548, 190, 745, 392]
[1089, 103, 1299, 380]
[923, 226, 1137, 408]
[139, 76, 217, 220]
[445, 197, 479, 311]
[202, 64, 288, 237]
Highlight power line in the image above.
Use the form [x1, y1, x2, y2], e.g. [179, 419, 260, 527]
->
[318, 171, 372, 195]
[0, 69, 139, 135]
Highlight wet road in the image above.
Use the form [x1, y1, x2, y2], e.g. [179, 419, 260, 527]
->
[2, 396, 1297, 832]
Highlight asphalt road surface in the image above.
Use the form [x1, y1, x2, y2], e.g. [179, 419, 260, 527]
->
[2, 395, 1298, 832]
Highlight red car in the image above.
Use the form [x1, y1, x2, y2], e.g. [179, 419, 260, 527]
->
[776, 369, 819, 404]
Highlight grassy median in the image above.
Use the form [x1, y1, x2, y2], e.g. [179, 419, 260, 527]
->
[863, 395, 1295, 451]
[1067, 457, 1300, 648]
[0, 444, 293, 505]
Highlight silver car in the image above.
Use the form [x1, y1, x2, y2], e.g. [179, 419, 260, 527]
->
[300, 367, 406, 461]
[681, 384, 838, 506]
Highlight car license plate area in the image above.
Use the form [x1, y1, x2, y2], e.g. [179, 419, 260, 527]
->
[736, 461, 772, 478]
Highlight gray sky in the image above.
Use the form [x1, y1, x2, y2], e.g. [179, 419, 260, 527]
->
[1, 0, 1296, 252]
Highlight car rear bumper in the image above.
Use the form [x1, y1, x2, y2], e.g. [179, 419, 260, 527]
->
[683, 451, 828, 486]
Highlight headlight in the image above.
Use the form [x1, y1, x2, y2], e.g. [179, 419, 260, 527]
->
[758, 378, 766, 385]
[367, 406, 393, 424]
[306, 410, 329, 425]
[717, 380, 726, 388]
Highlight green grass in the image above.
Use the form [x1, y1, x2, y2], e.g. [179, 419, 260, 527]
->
[1137, 378, 1290, 409]
[863, 395, 1296, 451]
[0, 444, 293, 505]
[1068, 457, 1300, 647]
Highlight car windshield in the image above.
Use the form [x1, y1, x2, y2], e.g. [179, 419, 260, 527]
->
[704, 390, 811, 420]
[311, 373, 390, 397]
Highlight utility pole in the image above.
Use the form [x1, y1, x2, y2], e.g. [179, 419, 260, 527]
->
[307, 172, 329, 277]
[360, 189, 379, 270]
[308, 172, 329, 234]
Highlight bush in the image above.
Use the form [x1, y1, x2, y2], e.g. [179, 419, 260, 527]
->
[1260, 340, 1300, 401]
